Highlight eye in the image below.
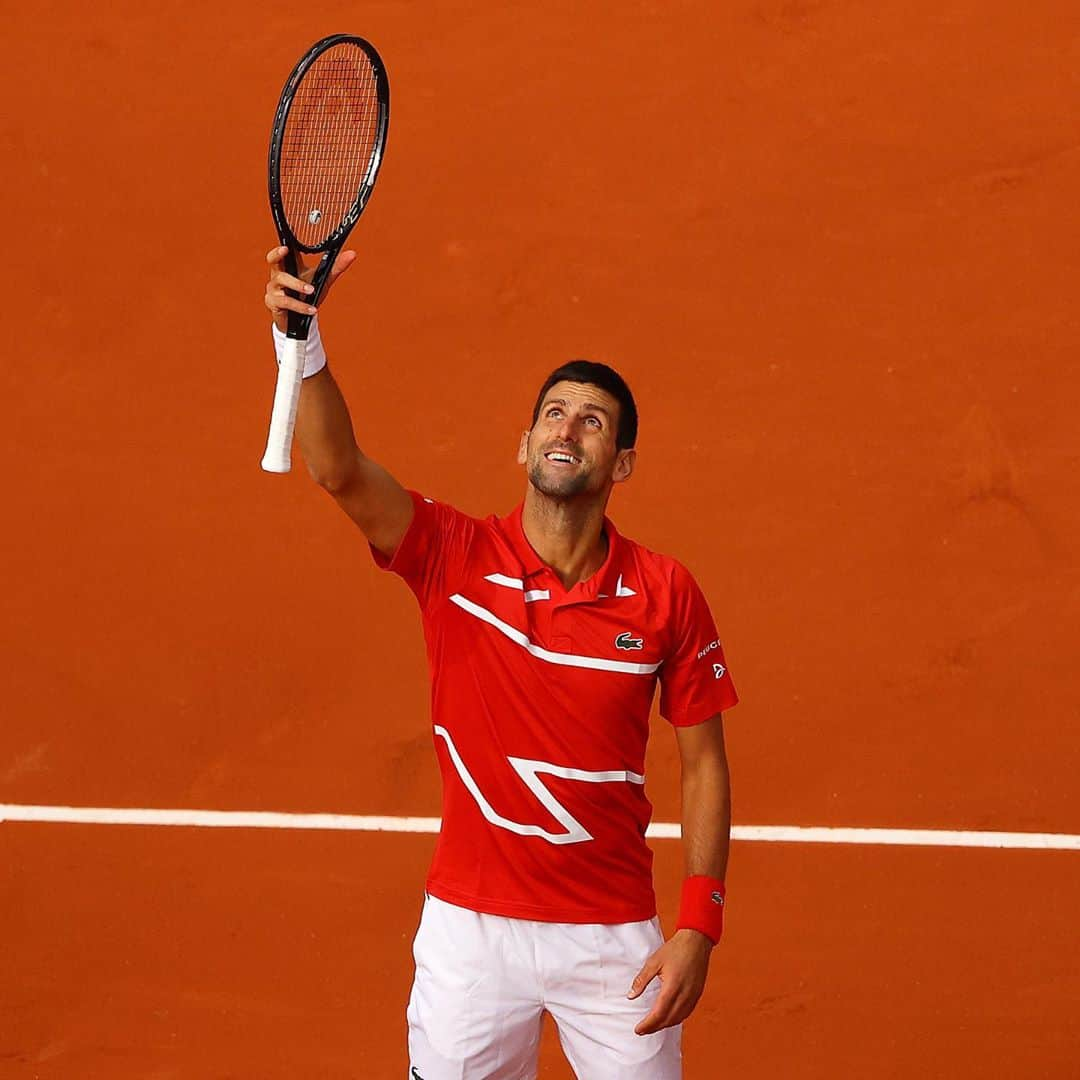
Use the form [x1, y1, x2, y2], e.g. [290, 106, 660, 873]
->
[546, 407, 563, 419]
[585, 416, 601, 428]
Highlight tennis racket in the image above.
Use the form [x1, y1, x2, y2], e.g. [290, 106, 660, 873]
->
[261, 34, 390, 474]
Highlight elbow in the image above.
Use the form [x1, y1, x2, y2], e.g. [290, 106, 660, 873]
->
[306, 452, 358, 494]
[309, 467, 351, 495]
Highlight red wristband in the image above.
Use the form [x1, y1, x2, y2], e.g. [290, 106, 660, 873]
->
[676, 876, 726, 944]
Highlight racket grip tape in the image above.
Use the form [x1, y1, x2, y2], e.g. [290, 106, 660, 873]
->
[260, 337, 306, 473]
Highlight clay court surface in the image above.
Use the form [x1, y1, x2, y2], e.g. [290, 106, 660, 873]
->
[4, 2, 1079, 1076]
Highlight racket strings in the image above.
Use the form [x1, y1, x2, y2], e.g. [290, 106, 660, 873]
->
[280, 43, 381, 249]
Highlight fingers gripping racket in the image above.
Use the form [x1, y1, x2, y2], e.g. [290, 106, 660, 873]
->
[261, 34, 389, 474]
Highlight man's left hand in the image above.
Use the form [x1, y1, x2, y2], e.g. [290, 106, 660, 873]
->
[628, 929, 713, 1035]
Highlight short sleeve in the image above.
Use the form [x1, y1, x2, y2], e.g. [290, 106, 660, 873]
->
[659, 564, 738, 727]
[369, 491, 476, 609]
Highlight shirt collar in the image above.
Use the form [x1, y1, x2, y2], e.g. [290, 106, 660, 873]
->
[500, 503, 626, 599]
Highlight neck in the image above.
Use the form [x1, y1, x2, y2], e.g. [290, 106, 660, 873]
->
[521, 488, 610, 589]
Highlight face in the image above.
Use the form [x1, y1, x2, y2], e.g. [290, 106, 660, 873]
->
[517, 381, 635, 498]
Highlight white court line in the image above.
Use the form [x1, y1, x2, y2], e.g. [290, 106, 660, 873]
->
[1, 804, 1078, 850]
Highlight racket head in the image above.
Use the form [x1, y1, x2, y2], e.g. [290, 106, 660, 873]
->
[268, 34, 390, 258]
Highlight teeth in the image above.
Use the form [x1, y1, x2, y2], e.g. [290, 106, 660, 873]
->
[546, 452, 577, 464]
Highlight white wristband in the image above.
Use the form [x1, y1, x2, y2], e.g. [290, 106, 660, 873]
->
[272, 316, 328, 379]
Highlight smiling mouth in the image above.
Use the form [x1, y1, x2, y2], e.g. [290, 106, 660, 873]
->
[544, 450, 581, 465]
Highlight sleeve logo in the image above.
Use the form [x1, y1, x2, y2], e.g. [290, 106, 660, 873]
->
[696, 639, 722, 660]
[713, 663, 726, 679]
[615, 631, 644, 651]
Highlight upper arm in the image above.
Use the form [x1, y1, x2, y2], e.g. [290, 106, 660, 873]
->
[366, 489, 478, 607]
[674, 714, 729, 774]
[325, 451, 415, 558]
[291, 363, 413, 556]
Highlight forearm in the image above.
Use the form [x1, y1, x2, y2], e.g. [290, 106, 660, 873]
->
[294, 365, 363, 491]
[679, 753, 730, 880]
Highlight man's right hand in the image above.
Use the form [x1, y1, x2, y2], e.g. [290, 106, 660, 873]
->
[264, 246, 357, 332]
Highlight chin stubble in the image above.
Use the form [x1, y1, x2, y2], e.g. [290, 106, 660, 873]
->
[528, 456, 591, 497]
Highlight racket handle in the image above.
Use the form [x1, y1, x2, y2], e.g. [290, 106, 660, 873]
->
[260, 337, 306, 473]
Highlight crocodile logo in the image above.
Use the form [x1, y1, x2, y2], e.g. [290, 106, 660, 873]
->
[615, 631, 644, 651]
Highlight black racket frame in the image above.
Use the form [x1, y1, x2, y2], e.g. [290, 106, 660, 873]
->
[268, 33, 389, 340]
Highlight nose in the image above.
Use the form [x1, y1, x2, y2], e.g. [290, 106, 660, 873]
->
[552, 415, 577, 442]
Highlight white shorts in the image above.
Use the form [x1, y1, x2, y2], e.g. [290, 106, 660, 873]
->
[406, 894, 682, 1080]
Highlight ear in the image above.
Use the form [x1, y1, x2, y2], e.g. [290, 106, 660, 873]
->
[613, 447, 636, 484]
[517, 430, 530, 465]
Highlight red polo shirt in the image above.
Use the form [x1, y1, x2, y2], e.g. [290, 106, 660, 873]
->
[373, 492, 737, 924]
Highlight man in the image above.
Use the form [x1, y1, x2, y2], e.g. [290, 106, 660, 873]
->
[264, 245, 737, 1079]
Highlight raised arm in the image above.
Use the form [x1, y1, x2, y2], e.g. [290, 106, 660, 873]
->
[264, 245, 414, 557]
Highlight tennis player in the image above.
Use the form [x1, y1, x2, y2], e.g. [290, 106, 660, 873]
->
[264, 246, 737, 1080]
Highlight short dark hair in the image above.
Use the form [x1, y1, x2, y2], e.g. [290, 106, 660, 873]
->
[530, 360, 638, 450]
